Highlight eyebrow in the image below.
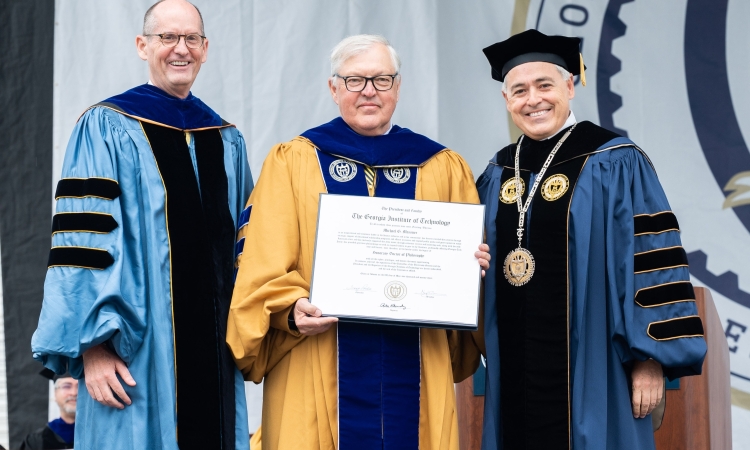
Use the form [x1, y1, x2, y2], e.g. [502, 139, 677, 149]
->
[509, 76, 556, 92]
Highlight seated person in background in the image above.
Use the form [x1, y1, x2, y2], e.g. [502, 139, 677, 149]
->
[21, 370, 76, 449]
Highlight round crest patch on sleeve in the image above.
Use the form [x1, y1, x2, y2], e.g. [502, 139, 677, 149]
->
[329, 159, 358, 182]
[383, 167, 411, 184]
[541, 174, 569, 201]
[500, 177, 526, 204]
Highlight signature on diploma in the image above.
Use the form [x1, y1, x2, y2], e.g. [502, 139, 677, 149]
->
[417, 290, 446, 299]
[343, 284, 373, 294]
[380, 303, 407, 311]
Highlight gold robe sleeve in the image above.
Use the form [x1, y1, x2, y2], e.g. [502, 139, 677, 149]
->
[227, 139, 314, 382]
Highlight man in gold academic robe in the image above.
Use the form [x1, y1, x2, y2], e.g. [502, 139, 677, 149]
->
[227, 34, 490, 450]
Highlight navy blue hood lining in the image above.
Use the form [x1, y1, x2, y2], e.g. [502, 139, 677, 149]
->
[92, 84, 228, 131]
[301, 117, 446, 167]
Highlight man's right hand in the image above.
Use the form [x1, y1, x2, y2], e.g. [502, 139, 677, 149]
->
[293, 298, 338, 336]
[82, 343, 137, 409]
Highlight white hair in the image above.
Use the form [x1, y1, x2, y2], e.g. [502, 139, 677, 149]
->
[330, 34, 401, 84]
[501, 64, 571, 93]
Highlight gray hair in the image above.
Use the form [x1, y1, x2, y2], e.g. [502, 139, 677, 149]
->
[143, 0, 205, 35]
[501, 64, 571, 94]
[330, 34, 401, 81]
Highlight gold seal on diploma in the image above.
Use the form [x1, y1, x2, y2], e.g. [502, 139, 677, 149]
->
[500, 177, 526, 204]
[541, 174, 569, 201]
[384, 281, 407, 301]
[503, 248, 535, 286]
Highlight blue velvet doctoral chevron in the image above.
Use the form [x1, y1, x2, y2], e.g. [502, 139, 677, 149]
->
[302, 117, 444, 167]
[98, 84, 225, 130]
[311, 125, 425, 449]
[234, 205, 252, 280]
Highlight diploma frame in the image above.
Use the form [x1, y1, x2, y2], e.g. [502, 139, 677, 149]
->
[309, 194, 485, 330]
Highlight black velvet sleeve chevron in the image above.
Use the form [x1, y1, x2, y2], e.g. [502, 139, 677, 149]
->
[55, 177, 121, 200]
[647, 316, 704, 341]
[634, 246, 689, 274]
[47, 247, 114, 270]
[52, 213, 118, 234]
[634, 211, 680, 235]
[635, 281, 696, 308]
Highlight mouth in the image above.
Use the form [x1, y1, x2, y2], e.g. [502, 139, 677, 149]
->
[526, 109, 550, 118]
[169, 61, 190, 67]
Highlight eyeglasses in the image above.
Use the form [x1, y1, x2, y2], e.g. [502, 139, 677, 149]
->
[144, 33, 206, 49]
[335, 74, 399, 92]
[55, 382, 77, 391]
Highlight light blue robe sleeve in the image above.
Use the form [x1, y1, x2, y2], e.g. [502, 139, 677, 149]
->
[604, 147, 707, 379]
[32, 107, 147, 378]
[220, 126, 254, 223]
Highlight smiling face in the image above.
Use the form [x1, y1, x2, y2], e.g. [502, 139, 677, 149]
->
[503, 61, 575, 140]
[136, 0, 208, 99]
[54, 377, 78, 423]
[328, 43, 400, 136]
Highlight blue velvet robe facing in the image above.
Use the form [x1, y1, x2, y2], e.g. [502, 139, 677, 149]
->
[31, 87, 253, 450]
[476, 123, 707, 450]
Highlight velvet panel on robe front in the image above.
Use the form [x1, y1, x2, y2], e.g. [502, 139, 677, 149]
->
[476, 124, 706, 450]
[314, 150, 422, 450]
[31, 107, 252, 450]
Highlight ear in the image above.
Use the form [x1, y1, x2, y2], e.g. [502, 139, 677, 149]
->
[502, 89, 511, 112]
[136, 35, 148, 61]
[328, 77, 339, 105]
[567, 74, 575, 100]
[394, 76, 401, 102]
[200, 37, 209, 63]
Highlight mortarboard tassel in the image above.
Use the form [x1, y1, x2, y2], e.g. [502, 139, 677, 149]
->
[579, 53, 586, 86]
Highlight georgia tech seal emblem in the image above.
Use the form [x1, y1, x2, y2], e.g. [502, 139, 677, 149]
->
[500, 177, 525, 204]
[329, 159, 357, 182]
[384, 281, 407, 301]
[503, 248, 535, 286]
[383, 167, 411, 184]
[541, 174, 569, 201]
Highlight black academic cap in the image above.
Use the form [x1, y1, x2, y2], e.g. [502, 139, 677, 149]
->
[483, 29, 586, 85]
[39, 368, 72, 381]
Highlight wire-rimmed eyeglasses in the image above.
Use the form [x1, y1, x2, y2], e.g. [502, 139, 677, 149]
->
[144, 33, 206, 49]
[335, 74, 399, 92]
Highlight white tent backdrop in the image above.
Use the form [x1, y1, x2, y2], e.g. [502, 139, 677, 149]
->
[46, 0, 750, 446]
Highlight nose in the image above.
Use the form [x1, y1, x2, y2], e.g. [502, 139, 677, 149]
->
[527, 87, 542, 106]
[173, 36, 190, 54]
[361, 79, 377, 97]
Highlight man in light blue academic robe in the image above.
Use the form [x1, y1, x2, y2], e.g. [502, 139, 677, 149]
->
[31, 1, 252, 449]
[476, 29, 707, 449]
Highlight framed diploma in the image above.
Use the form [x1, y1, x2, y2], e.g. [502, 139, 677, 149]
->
[309, 194, 485, 330]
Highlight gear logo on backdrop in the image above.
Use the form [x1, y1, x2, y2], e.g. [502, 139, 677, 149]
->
[680, 0, 750, 385]
[525, 0, 750, 387]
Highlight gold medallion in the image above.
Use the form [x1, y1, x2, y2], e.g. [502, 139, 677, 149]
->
[500, 177, 526, 204]
[541, 174, 569, 201]
[503, 247, 535, 286]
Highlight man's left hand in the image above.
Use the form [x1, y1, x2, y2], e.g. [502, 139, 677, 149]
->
[631, 359, 663, 418]
[476, 243, 491, 278]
